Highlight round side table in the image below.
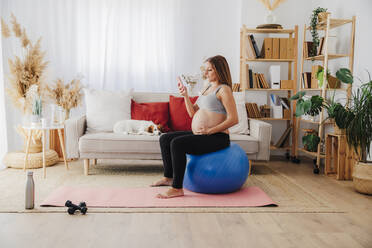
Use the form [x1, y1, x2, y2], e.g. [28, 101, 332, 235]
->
[23, 124, 69, 178]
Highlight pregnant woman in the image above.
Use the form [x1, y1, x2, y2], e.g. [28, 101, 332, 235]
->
[151, 55, 239, 198]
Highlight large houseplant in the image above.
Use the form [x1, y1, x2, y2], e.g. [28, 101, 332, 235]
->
[337, 69, 372, 194]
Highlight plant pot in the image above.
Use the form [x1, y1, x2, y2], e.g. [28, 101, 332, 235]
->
[23, 137, 42, 153]
[353, 161, 372, 195]
[318, 12, 330, 23]
[30, 115, 40, 124]
[334, 125, 346, 135]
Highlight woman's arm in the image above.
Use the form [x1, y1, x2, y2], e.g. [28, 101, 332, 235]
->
[177, 77, 199, 117]
[207, 86, 239, 134]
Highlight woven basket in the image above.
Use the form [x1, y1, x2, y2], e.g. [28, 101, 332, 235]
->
[23, 138, 42, 153]
[3, 150, 59, 169]
[353, 161, 372, 195]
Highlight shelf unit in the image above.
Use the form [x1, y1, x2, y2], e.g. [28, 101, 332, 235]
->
[294, 15, 356, 173]
[240, 25, 298, 157]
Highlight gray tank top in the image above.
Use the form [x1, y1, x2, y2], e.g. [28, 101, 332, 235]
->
[196, 85, 227, 115]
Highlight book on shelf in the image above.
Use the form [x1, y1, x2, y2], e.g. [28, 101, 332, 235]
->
[262, 38, 273, 59]
[232, 83, 240, 92]
[287, 38, 295, 59]
[303, 41, 313, 58]
[245, 103, 261, 118]
[274, 126, 292, 148]
[301, 72, 312, 88]
[311, 65, 322, 89]
[272, 38, 280, 59]
[279, 38, 288, 59]
[249, 35, 261, 58]
[248, 69, 253, 88]
[245, 35, 256, 59]
[318, 37, 325, 56]
[280, 97, 290, 109]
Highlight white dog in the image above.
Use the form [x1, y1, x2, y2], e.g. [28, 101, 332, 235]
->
[113, 120, 163, 136]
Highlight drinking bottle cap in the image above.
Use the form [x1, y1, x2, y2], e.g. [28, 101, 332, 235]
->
[27, 171, 33, 176]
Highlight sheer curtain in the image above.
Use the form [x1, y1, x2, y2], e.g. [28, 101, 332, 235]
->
[0, 21, 8, 169]
[1, 0, 178, 92]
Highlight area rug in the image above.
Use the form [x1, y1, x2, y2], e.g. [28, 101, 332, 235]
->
[0, 159, 342, 213]
[41, 186, 277, 208]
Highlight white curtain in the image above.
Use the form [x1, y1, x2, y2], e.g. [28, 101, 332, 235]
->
[0, 2, 9, 169]
[1, 0, 178, 92]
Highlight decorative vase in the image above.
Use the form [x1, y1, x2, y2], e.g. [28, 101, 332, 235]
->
[30, 115, 40, 125]
[264, 10, 277, 24]
[353, 161, 372, 195]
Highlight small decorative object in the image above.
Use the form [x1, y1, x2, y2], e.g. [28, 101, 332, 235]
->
[257, 0, 287, 24]
[25, 171, 35, 209]
[46, 78, 83, 121]
[302, 129, 320, 152]
[309, 7, 328, 57]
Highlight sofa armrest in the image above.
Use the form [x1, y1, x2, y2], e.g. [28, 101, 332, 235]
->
[64, 115, 86, 159]
[249, 118, 272, 161]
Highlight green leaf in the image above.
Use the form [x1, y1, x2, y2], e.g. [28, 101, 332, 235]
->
[336, 68, 353, 84]
[289, 91, 306, 101]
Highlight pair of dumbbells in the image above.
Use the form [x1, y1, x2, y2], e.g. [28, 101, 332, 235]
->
[65, 200, 88, 215]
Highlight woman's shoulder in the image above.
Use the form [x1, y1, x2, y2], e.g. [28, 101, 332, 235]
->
[217, 84, 233, 94]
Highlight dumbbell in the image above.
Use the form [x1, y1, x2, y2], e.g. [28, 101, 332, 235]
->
[65, 200, 88, 215]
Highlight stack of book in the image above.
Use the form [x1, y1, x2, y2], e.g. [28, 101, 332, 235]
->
[232, 83, 241, 92]
[303, 41, 314, 58]
[301, 65, 322, 89]
[245, 66, 270, 89]
[245, 103, 261, 118]
[244, 34, 261, 59]
[260, 104, 270, 117]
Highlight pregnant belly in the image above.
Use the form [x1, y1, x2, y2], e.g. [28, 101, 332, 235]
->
[192, 109, 227, 134]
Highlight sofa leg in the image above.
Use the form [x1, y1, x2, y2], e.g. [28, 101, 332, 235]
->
[92, 159, 97, 165]
[249, 160, 252, 175]
[84, 159, 89, 176]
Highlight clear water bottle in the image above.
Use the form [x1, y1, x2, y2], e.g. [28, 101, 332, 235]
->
[25, 171, 35, 209]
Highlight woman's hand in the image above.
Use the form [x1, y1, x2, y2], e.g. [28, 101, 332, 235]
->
[194, 126, 212, 135]
[177, 77, 188, 97]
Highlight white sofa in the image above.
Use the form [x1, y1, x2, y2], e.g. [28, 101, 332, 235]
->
[64, 92, 272, 175]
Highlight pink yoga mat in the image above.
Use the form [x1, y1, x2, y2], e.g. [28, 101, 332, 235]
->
[40, 186, 277, 208]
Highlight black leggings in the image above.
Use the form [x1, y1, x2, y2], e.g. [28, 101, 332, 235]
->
[159, 131, 230, 189]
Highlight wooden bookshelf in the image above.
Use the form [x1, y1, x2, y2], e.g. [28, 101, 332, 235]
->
[306, 18, 353, 30]
[294, 15, 356, 174]
[240, 25, 298, 156]
[305, 54, 349, 61]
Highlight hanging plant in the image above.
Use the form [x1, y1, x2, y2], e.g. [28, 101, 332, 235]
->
[309, 7, 328, 57]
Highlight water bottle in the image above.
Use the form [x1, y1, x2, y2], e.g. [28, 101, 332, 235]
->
[25, 171, 35, 209]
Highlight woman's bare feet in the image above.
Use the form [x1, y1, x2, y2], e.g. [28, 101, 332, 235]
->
[150, 177, 173, 187]
[156, 188, 184, 199]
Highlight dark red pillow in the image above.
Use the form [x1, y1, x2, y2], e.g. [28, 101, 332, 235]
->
[131, 100, 171, 132]
[169, 95, 198, 131]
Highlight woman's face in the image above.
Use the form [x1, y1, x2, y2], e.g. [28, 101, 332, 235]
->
[205, 62, 218, 83]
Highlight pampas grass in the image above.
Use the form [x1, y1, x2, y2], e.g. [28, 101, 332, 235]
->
[258, 0, 287, 11]
[1, 14, 48, 114]
[46, 78, 83, 118]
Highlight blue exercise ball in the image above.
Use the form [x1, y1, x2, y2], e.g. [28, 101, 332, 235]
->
[183, 142, 249, 194]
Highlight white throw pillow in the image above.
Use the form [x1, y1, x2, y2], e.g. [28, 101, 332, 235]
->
[229, 92, 249, 134]
[84, 88, 132, 133]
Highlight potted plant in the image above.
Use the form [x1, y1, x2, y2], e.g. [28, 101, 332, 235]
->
[310, 7, 328, 57]
[302, 129, 321, 152]
[336, 68, 372, 195]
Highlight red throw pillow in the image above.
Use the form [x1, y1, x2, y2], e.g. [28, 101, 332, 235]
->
[131, 100, 171, 132]
[169, 95, 198, 131]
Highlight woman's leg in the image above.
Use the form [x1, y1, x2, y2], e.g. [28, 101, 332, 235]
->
[151, 131, 192, 186]
[157, 133, 230, 198]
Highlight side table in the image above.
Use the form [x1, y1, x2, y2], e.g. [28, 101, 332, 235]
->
[23, 125, 69, 178]
[325, 133, 356, 180]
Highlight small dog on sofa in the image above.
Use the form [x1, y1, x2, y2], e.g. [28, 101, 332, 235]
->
[113, 120, 163, 136]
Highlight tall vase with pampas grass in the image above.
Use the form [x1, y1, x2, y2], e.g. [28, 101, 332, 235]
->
[1, 14, 48, 152]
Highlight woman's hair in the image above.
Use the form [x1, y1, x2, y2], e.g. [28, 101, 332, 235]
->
[205, 55, 232, 88]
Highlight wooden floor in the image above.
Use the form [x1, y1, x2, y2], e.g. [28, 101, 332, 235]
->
[1, 157, 371, 248]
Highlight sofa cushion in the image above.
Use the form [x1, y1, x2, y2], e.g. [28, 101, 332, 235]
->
[79, 133, 161, 154]
[229, 134, 258, 154]
[131, 100, 171, 132]
[229, 92, 250, 135]
[79, 133, 258, 155]
[84, 88, 132, 133]
[169, 95, 198, 131]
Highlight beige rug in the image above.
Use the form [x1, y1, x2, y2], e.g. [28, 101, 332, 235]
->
[0, 159, 342, 213]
